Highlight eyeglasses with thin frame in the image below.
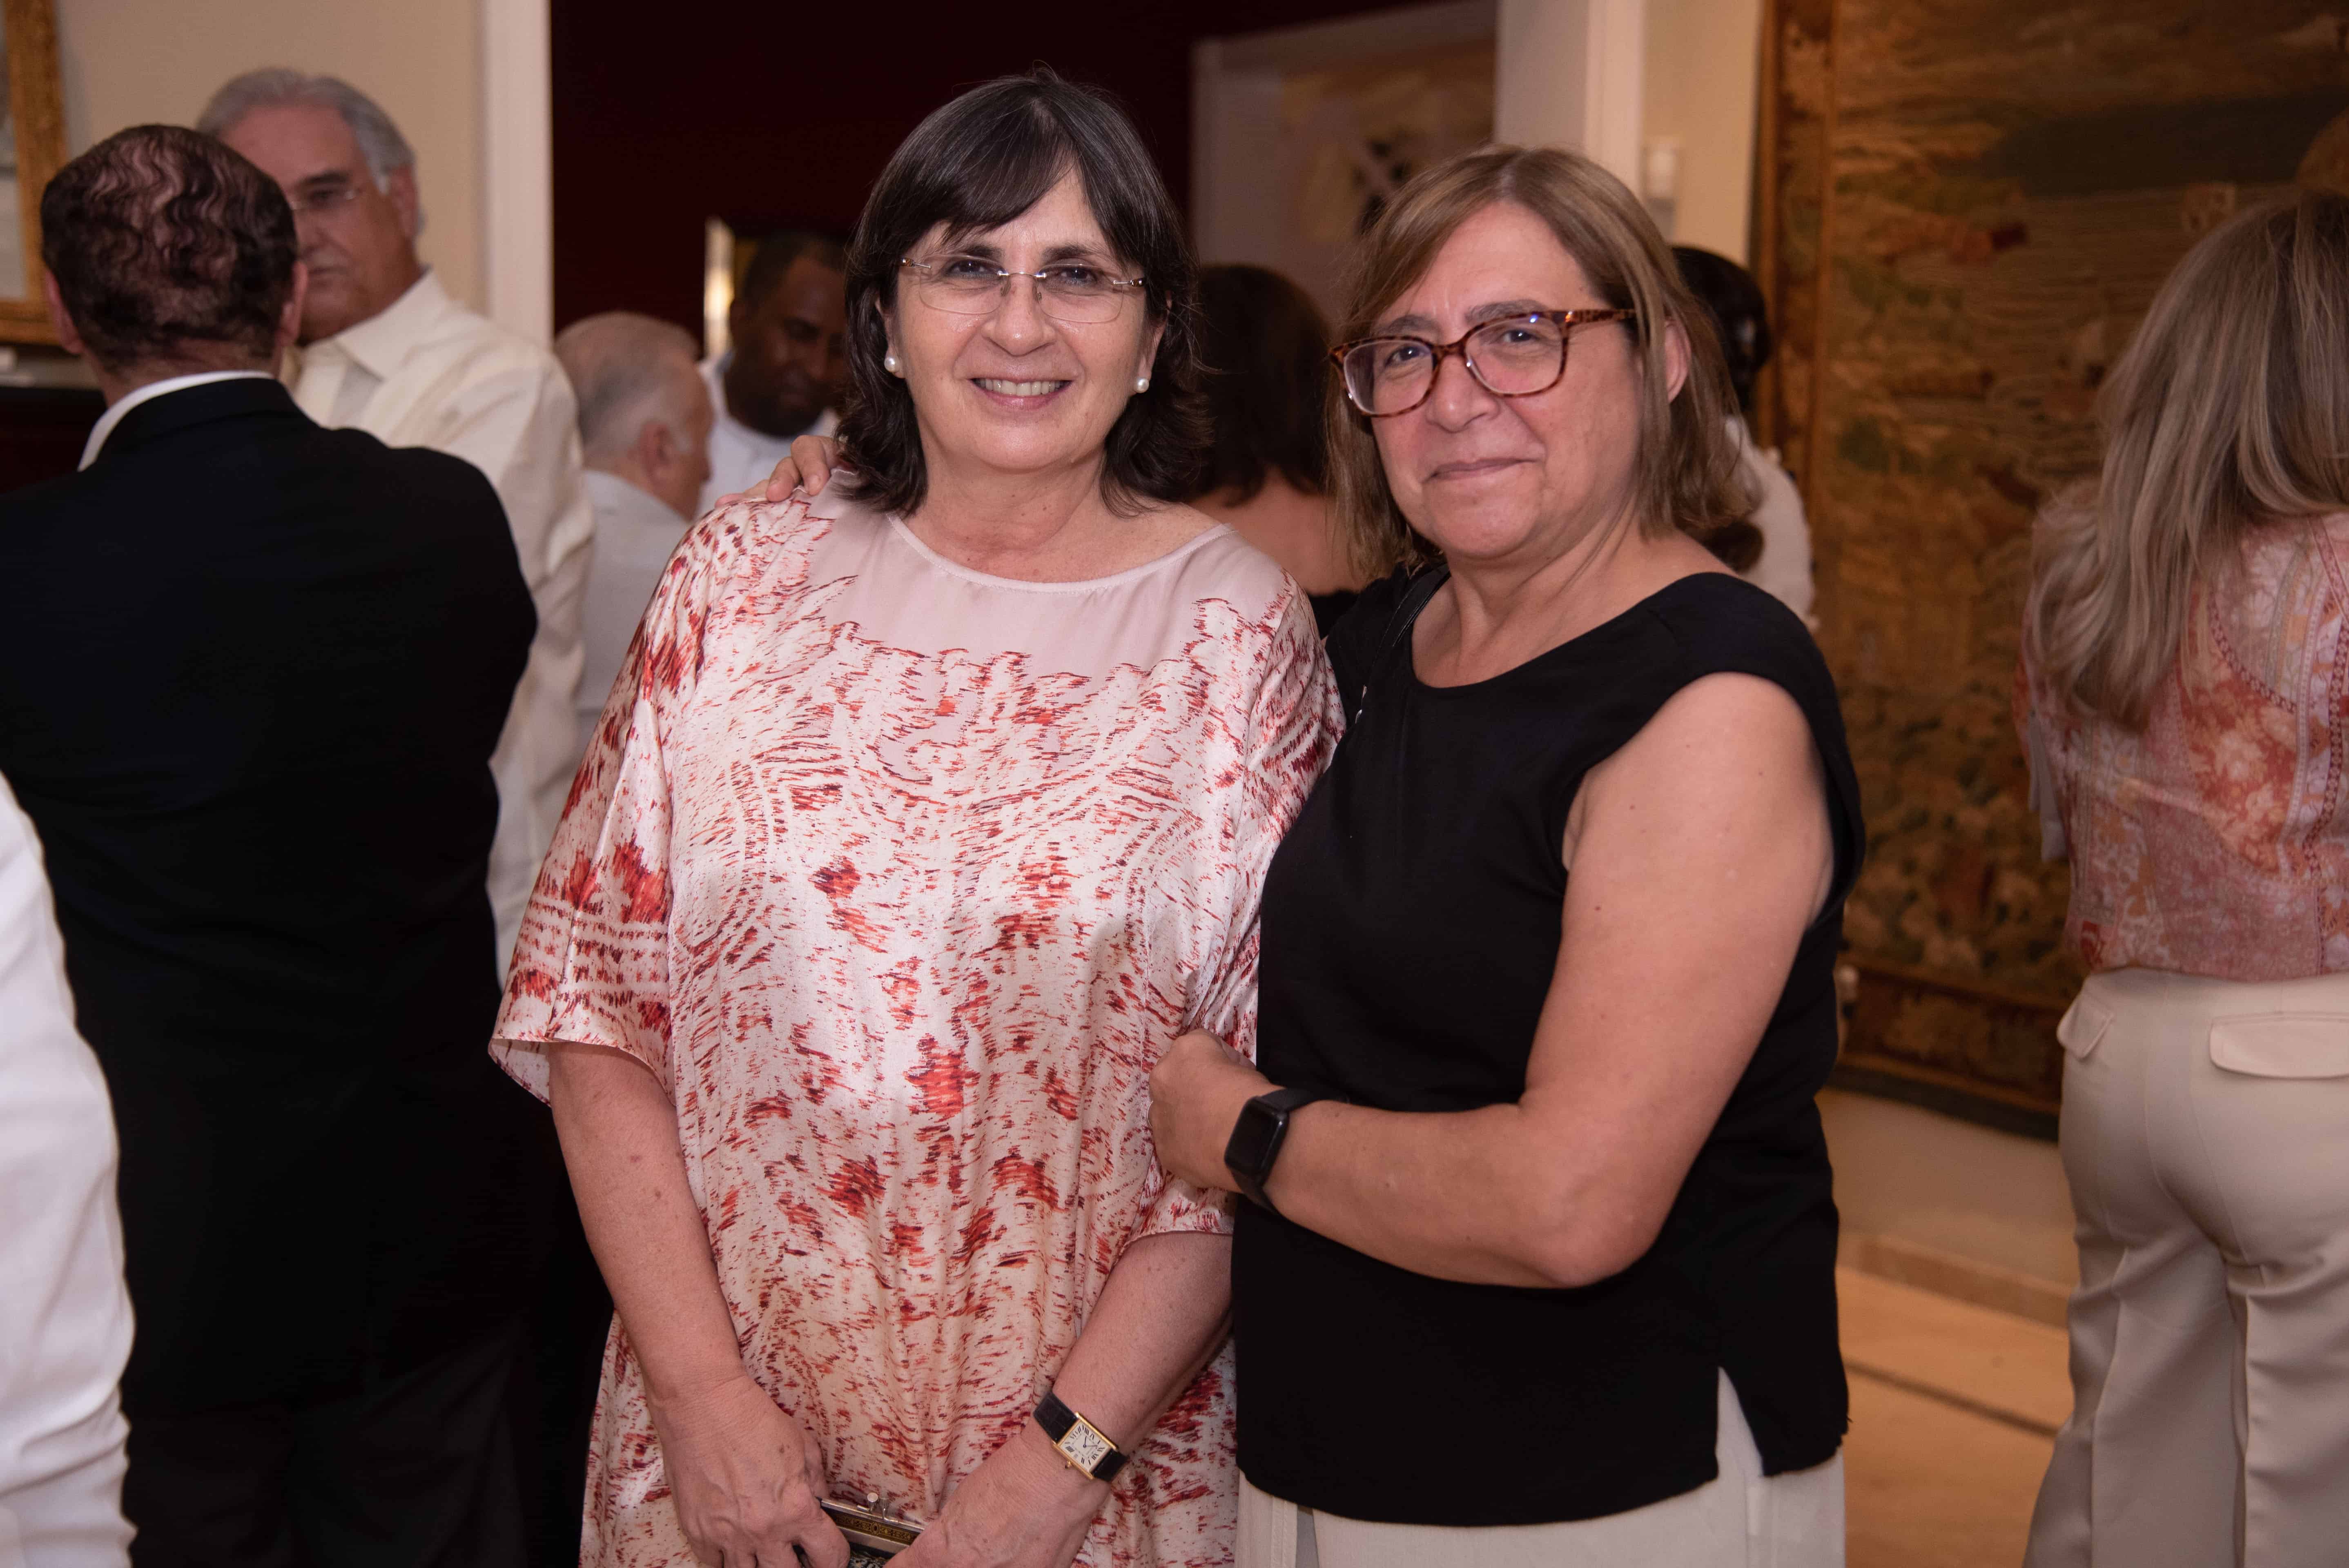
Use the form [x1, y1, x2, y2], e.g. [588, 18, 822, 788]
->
[285, 181, 370, 223]
[899, 254, 1146, 325]
[1331, 308, 1639, 417]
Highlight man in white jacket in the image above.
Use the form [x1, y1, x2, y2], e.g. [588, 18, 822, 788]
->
[203, 69, 593, 968]
[0, 775, 132, 1568]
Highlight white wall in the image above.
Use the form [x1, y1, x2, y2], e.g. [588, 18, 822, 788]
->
[1495, 0, 1645, 189]
[1641, 0, 1762, 262]
[53, 0, 550, 334]
[1494, 0, 1759, 261]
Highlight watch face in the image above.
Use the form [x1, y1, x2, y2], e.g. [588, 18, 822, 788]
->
[1058, 1419, 1114, 1475]
[1226, 1100, 1284, 1180]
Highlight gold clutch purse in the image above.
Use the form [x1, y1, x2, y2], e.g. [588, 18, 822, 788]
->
[819, 1497, 922, 1565]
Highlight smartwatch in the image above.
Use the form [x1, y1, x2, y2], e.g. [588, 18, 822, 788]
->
[1222, 1086, 1325, 1215]
[1034, 1388, 1128, 1482]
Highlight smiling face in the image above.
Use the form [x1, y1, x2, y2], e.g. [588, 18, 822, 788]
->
[882, 172, 1162, 498]
[217, 104, 422, 343]
[1370, 200, 1678, 570]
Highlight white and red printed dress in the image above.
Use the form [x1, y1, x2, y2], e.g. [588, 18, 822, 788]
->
[492, 491, 1339, 1568]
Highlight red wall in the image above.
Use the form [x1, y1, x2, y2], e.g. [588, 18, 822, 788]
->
[551, 0, 1384, 336]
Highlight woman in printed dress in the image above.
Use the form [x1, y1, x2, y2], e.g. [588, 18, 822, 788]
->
[493, 71, 1338, 1568]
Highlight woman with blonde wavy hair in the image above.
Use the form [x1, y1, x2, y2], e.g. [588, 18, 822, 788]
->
[2019, 188, 2349, 1568]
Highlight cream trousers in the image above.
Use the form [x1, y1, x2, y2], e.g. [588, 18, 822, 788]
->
[1237, 1371, 1843, 1568]
[2027, 967, 2349, 1568]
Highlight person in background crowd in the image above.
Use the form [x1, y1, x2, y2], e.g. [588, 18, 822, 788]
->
[202, 78, 603, 1563]
[493, 70, 1337, 1568]
[2018, 189, 2349, 1568]
[1180, 263, 1367, 635]
[0, 773, 131, 1568]
[0, 124, 539, 1567]
[700, 230, 848, 510]
[1674, 245, 1814, 623]
[1150, 145, 1859, 1567]
[553, 312, 714, 742]
[200, 68, 593, 971]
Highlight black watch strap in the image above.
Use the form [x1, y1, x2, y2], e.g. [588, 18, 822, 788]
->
[1034, 1389, 1128, 1482]
[1223, 1086, 1325, 1215]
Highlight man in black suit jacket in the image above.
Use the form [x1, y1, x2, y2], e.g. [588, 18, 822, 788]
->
[0, 125, 545, 1567]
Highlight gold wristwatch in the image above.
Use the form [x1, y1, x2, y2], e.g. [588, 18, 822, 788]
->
[1034, 1389, 1129, 1481]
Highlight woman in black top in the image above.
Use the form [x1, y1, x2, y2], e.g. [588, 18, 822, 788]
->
[1152, 146, 1861, 1565]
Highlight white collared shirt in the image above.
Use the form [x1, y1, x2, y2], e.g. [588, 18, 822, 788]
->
[698, 352, 838, 514]
[78, 370, 273, 470]
[576, 470, 690, 742]
[0, 776, 133, 1568]
[1727, 415, 1816, 626]
[289, 270, 595, 967]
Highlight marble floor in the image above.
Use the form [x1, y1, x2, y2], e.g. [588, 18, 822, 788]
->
[1839, 1267, 2072, 1568]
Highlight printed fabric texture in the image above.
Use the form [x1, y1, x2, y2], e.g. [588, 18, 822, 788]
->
[2024, 512, 2349, 979]
[494, 492, 1340, 1568]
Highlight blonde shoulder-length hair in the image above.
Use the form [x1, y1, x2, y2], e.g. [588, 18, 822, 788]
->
[1329, 145, 1754, 580]
[2026, 189, 2349, 730]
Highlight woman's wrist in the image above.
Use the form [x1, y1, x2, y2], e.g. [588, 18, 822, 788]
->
[1012, 1418, 1115, 1512]
[640, 1345, 760, 1410]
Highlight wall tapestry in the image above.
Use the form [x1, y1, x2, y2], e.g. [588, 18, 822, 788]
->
[1757, 0, 2349, 1134]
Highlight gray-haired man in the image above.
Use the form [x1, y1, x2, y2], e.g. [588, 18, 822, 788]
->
[553, 312, 713, 748]
[202, 69, 592, 973]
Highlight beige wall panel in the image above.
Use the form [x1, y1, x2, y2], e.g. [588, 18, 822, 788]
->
[53, 0, 483, 310]
[1643, 0, 1762, 262]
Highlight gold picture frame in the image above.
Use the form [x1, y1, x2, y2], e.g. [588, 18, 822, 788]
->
[0, 0, 66, 344]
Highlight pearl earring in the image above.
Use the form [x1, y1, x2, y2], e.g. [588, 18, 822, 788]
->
[884, 352, 900, 374]
[1134, 376, 1150, 394]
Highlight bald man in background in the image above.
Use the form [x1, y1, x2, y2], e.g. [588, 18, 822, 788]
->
[554, 313, 713, 740]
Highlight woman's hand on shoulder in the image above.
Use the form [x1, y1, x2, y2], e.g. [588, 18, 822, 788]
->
[1149, 1029, 1268, 1193]
[710, 434, 844, 509]
[645, 1371, 847, 1568]
[893, 1423, 1103, 1568]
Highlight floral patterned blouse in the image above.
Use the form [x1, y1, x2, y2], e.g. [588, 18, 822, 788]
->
[492, 491, 1339, 1568]
[2022, 512, 2349, 979]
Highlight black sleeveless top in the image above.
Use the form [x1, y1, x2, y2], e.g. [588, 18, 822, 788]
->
[1235, 568, 1863, 1526]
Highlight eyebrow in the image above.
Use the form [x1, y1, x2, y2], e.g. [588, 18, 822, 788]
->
[1374, 298, 1556, 335]
[292, 169, 361, 194]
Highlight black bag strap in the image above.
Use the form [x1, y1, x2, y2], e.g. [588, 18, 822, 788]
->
[1352, 566, 1449, 725]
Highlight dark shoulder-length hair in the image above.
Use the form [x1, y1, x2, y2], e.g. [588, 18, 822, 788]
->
[837, 69, 1207, 517]
[1330, 145, 1753, 580]
[1182, 263, 1333, 503]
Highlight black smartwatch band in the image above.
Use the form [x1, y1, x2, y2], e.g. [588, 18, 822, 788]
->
[1034, 1389, 1128, 1482]
[1223, 1085, 1326, 1215]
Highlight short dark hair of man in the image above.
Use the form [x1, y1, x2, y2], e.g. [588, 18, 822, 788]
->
[1671, 246, 1773, 420]
[1184, 263, 1333, 505]
[736, 229, 846, 317]
[837, 67, 1207, 517]
[40, 124, 297, 373]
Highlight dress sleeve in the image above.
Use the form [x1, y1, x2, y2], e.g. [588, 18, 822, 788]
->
[1137, 584, 1344, 1243]
[1193, 585, 1343, 1058]
[490, 522, 712, 1100]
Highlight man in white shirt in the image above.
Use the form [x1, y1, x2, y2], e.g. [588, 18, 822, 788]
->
[201, 69, 594, 966]
[700, 231, 847, 511]
[0, 775, 132, 1568]
[553, 312, 713, 739]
